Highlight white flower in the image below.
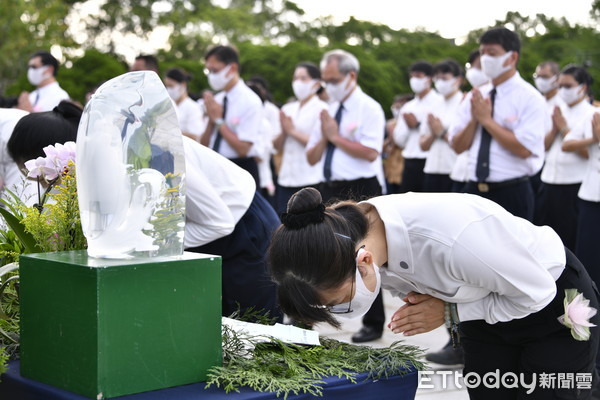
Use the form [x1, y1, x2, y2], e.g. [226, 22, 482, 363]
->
[558, 289, 597, 341]
[24, 157, 59, 181]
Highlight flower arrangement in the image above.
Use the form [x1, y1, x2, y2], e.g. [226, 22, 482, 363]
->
[0, 141, 86, 373]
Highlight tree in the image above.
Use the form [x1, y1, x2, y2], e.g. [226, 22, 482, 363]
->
[0, 0, 74, 95]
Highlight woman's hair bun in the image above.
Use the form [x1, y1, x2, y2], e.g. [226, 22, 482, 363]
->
[280, 187, 325, 229]
[53, 100, 83, 124]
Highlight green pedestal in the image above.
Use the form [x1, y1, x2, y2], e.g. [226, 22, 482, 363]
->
[19, 250, 222, 399]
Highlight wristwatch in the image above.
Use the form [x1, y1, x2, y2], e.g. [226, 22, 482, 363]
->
[214, 118, 225, 129]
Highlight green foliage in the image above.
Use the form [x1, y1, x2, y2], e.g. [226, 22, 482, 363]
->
[206, 326, 425, 399]
[0, 263, 20, 372]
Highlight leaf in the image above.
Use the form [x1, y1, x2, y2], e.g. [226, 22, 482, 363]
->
[0, 208, 41, 254]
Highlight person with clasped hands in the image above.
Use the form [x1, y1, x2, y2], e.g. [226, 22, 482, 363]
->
[268, 187, 599, 399]
[200, 45, 263, 188]
[449, 28, 545, 222]
[17, 51, 70, 113]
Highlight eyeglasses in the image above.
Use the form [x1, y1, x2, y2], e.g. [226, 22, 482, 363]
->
[325, 244, 365, 314]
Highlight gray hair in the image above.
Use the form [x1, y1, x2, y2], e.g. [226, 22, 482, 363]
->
[320, 49, 360, 75]
[538, 60, 560, 75]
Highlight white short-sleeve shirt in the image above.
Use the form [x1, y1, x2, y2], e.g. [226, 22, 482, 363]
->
[183, 136, 256, 248]
[364, 192, 565, 324]
[564, 107, 600, 202]
[209, 80, 264, 159]
[541, 100, 593, 185]
[28, 81, 70, 113]
[279, 96, 328, 187]
[448, 73, 546, 182]
[422, 91, 463, 174]
[175, 97, 207, 139]
[306, 86, 385, 182]
[393, 90, 444, 159]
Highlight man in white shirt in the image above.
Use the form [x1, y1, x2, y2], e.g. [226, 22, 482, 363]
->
[183, 136, 282, 322]
[449, 27, 545, 222]
[306, 49, 385, 343]
[419, 59, 463, 192]
[17, 51, 70, 113]
[201, 45, 263, 188]
[393, 61, 444, 193]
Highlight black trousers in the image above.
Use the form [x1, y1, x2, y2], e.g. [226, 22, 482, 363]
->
[320, 176, 386, 332]
[186, 192, 283, 323]
[461, 248, 600, 399]
[465, 178, 534, 222]
[423, 173, 453, 193]
[534, 182, 580, 251]
[576, 199, 600, 290]
[399, 158, 426, 193]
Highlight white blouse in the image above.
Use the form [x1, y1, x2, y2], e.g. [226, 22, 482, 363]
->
[364, 192, 565, 324]
[422, 91, 463, 174]
[175, 97, 207, 140]
[541, 100, 593, 185]
[279, 96, 328, 187]
[564, 107, 600, 202]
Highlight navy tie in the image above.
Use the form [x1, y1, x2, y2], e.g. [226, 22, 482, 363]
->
[323, 103, 344, 182]
[475, 88, 497, 182]
[212, 95, 227, 152]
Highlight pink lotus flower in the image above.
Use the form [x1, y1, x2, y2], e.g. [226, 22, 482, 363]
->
[558, 289, 597, 341]
[346, 122, 358, 137]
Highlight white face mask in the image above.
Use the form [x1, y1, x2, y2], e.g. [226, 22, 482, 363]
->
[208, 64, 233, 91]
[481, 51, 513, 80]
[330, 248, 381, 321]
[292, 79, 317, 101]
[326, 75, 353, 103]
[391, 107, 401, 119]
[409, 76, 430, 94]
[559, 85, 585, 105]
[534, 76, 558, 94]
[27, 65, 50, 86]
[434, 77, 458, 97]
[166, 84, 184, 101]
[465, 68, 489, 88]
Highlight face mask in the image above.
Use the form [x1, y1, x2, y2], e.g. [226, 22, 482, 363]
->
[481, 51, 513, 80]
[27, 66, 50, 86]
[166, 84, 184, 101]
[434, 77, 458, 97]
[534, 76, 558, 94]
[559, 85, 584, 105]
[326, 75, 353, 103]
[208, 64, 233, 91]
[465, 68, 489, 88]
[292, 79, 317, 101]
[409, 76, 430, 94]
[331, 248, 381, 321]
[391, 107, 401, 118]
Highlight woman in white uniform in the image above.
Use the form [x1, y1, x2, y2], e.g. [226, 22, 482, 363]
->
[164, 67, 207, 141]
[268, 187, 599, 399]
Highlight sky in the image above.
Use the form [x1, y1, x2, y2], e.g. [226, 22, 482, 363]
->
[291, 0, 596, 39]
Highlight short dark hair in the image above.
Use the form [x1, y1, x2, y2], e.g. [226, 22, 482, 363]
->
[409, 60, 433, 77]
[165, 67, 191, 83]
[467, 49, 480, 66]
[8, 100, 82, 165]
[561, 64, 594, 97]
[135, 55, 159, 73]
[433, 59, 463, 77]
[268, 187, 369, 328]
[479, 27, 521, 54]
[30, 51, 59, 76]
[204, 45, 240, 66]
[296, 62, 321, 80]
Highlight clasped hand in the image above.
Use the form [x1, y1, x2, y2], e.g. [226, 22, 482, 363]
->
[320, 109, 339, 141]
[388, 292, 445, 336]
[470, 89, 492, 123]
[202, 91, 224, 122]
